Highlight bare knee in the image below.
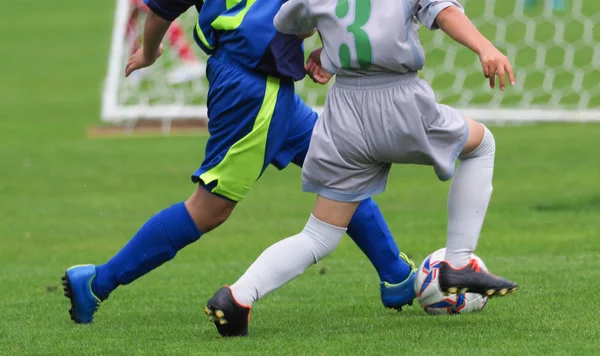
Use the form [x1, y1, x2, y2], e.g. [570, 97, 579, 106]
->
[185, 185, 237, 233]
[460, 117, 495, 159]
[461, 116, 486, 154]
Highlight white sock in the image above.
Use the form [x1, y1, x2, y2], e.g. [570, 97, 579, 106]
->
[445, 126, 495, 268]
[230, 214, 346, 307]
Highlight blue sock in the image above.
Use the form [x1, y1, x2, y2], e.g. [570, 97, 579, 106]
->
[347, 198, 411, 284]
[92, 202, 201, 300]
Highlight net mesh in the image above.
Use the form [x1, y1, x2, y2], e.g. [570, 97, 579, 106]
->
[106, 0, 600, 121]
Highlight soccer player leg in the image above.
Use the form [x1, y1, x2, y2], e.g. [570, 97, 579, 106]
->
[274, 95, 416, 310]
[207, 109, 357, 336]
[427, 106, 518, 297]
[63, 60, 287, 324]
[63, 198, 205, 324]
[207, 196, 351, 337]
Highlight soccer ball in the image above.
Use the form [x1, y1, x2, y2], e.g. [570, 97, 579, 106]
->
[414, 248, 488, 315]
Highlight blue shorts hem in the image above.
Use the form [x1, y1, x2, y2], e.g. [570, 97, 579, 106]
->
[191, 173, 239, 202]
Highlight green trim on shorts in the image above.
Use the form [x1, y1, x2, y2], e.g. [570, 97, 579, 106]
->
[199, 76, 280, 201]
[195, 22, 215, 50]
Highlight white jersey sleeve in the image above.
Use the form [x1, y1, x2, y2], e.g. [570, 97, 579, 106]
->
[415, 0, 464, 30]
[273, 0, 315, 35]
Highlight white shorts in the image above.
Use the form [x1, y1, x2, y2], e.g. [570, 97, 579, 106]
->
[302, 72, 468, 202]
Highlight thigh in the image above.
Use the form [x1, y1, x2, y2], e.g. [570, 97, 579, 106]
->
[365, 78, 467, 182]
[271, 94, 318, 169]
[301, 87, 390, 203]
[425, 103, 468, 181]
[409, 79, 467, 181]
[192, 59, 294, 201]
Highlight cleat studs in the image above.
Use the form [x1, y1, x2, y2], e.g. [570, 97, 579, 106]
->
[447, 287, 458, 294]
[486, 289, 495, 296]
[219, 319, 228, 325]
[215, 310, 224, 319]
[209, 316, 215, 322]
[205, 307, 212, 316]
[499, 289, 508, 296]
[459, 288, 468, 294]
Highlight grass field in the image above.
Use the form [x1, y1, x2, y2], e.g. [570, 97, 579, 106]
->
[2, 0, 600, 355]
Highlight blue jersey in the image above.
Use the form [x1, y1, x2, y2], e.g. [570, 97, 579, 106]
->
[144, 0, 306, 81]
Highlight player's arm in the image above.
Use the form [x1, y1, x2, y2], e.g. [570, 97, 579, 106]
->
[435, 6, 515, 90]
[273, 0, 316, 39]
[125, 0, 195, 76]
[417, 1, 515, 90]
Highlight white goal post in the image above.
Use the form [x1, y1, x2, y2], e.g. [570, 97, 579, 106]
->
[102, 0, 600, 125]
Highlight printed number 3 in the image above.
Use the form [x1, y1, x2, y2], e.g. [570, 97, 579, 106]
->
[335, 0, 373, 69]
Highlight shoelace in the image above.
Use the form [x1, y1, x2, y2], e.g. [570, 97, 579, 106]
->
[400, 252, 416, 270]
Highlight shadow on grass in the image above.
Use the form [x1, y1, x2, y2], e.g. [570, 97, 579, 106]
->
[534, 195, 600, 212]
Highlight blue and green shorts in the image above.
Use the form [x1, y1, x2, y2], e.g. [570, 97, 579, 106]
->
[191, 51, 317, 202]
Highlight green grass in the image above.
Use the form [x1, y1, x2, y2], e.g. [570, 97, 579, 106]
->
[2, 0, 600, 355]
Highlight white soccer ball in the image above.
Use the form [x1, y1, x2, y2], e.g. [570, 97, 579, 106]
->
[414, 248, 488, 315]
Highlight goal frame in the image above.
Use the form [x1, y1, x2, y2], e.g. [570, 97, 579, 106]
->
[101, 0, 600, 125]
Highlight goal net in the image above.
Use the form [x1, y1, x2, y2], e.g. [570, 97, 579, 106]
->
[102, 0, 600, 125]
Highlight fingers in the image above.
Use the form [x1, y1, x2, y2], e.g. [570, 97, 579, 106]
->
[305, 63, 316, 78]
[497, 57, 516, 90]
[125, 59, 134, 77]
[484, 60, 516, 90]
[506, 62, 516, 86]
[305, 59, 322, 83]
[309, 70, 324, 84]
[125, 58, 140, 77]
[497, 66, 505, 90]
[306, 67, 328, 84]
[305, 58, 316, 72]
[315, 68, 332, 84]
[312, 69, 327, 84]
[481, 48, 516, 90]
[482, 62, 490, 79]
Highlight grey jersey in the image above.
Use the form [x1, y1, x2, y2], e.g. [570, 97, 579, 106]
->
[274, 0, 463, 77]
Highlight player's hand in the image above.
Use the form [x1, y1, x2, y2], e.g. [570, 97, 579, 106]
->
[125, 45, 163, 77]
[305, 48, 333, 85]
[478, 44, 515, 91]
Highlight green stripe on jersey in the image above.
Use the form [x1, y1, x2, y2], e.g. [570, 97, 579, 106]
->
[212, 0, 257, 30]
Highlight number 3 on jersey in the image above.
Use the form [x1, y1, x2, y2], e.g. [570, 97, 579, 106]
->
[335, 0, 373, 69]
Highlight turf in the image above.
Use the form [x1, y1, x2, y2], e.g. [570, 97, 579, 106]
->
[1, 0, 600, 355]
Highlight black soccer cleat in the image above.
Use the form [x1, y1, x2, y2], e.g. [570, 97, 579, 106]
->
[438, 260, 518, 298]
[205, 286, 251, 337]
